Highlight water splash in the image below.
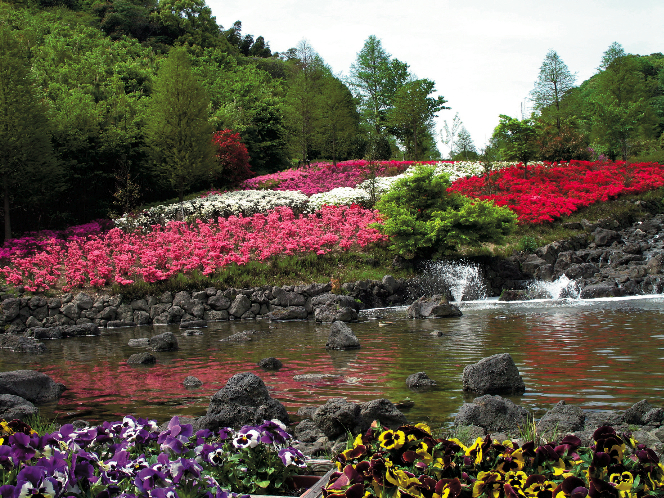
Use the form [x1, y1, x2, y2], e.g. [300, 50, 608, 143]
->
[415, 261, 488, 302]
[527, 275, 580, 300]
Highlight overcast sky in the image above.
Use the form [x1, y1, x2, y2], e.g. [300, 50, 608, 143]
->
[208, 0, 664, 155]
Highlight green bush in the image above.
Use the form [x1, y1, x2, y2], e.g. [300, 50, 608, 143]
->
[373, 165, 517, 259]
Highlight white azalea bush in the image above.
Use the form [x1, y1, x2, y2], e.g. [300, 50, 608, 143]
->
[307, 187, 372, 211]
[115, 190, 310, 230]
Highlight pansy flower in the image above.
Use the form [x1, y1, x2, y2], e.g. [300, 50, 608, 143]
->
[472, 471, 503, 498]
[523, 475, 556, 498]
[379, 430, 406, 450]
[232, 430, 260, 449]
[278, 447, 307, 468]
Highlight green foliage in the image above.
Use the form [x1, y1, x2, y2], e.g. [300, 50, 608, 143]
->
[144, 46, 215, 202]
[0, 24, 60, 239]
[491, 115, 538, 173]
[374, 165, 517, 259]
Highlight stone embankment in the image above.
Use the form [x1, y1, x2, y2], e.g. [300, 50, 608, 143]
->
[0, 276, 415, 343]
[492, 213, 664, 298]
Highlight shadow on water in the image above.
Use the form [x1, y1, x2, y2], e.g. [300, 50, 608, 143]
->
[2, 294, 664, 428]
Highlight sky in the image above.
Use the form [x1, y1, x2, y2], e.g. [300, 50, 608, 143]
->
[208, 0, 664, 155]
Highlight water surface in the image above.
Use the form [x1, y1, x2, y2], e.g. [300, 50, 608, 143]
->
[2, 295, 663, 428]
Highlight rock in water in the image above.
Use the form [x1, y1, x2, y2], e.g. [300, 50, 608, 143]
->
[462, 353, 525, 395]
[326, 321, 360, 350]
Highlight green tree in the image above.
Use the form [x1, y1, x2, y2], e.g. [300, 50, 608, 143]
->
[317, 75, 361, 164]
[284, 40, 327, 164]
[374, 166, 516, 259]
[591, 50, 656, 161]
[150, 0, 228, 51]
[349, 35, 409, 137]
[451, 126, 478, 160]
[530, 49, 576, 131]
[0, 26, 58, 240]
[386, 78, 448, 160]
[144, 46, 215, 202]
[492, 115, 538, 176]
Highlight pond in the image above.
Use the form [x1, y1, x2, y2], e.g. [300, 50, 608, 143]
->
[2, 294, 663, 428]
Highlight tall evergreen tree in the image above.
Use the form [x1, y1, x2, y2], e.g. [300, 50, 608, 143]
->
[317, 75, 361, 164]
[144, 46, 215, 203]
[0, 26, 58, 240]
[530, 49, 576, 130]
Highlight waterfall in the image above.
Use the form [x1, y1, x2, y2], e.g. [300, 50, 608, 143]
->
[526, 274, 580, 300]
[415, 260, 488, 302]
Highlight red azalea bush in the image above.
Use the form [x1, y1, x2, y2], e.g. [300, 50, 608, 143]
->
[212, 129, 254, 186]
[0, 205, 386, 292]
[449, 160, 664, 224]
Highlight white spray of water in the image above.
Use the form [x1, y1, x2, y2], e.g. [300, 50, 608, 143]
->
[417, 261, 488, 302]
[527, 274, 580, 300]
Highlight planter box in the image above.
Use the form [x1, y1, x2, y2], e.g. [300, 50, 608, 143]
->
[252, 467, 335, 498]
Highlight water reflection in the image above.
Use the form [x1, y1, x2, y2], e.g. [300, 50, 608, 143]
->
[1, 295, 663, 427]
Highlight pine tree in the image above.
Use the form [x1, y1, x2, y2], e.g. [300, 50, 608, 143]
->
[530, 49, 576, 131]
[0, 26, 58, 240]
[144, 47, 215, 203]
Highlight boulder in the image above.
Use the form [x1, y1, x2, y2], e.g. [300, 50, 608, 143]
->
[258, 357, 283, 370]
[358, 399, 408, 430]
[0, 335, 47, 354]
[179, 320, 207, 329]
[312, 398, 361, 439]
[314, 304, 358, 323]
[624, 399, 654, 425]
[406, 372, 437, 389]
[208, 294, 231, 311]
[580, 282, 625, 299]
[0, 370, 65, 404]
[462, 353, 525, 395]
[537, 400, 586, 435]
[149, 332, 179, 352]
[407, 295, 462, 319]
[203, 372, 289, 430]
[0, 394, 38, 421]
[267, 307, 309, 321]
[127, 352, 156, 365]
[594, 229, 621, 247]
[326, 321, 360, 350]
[294, 419, 326, 442]
[183, 376, 203, 388]
[128, 338, 150, 347]
[454, 394, 529, 433]
[228, 295, 252, 318]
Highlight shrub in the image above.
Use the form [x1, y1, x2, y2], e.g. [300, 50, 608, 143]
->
[374, 165, 517, 259]
[212, 129, 254, 186]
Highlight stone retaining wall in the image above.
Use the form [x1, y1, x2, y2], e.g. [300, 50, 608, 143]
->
[0, 275, 416, 335]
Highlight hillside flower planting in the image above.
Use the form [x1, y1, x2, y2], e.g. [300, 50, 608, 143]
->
[324, 422, 664, 498]
[0, 416, 308, 498]
[0, 205, 386, 291]
[449, 160, 664, 224]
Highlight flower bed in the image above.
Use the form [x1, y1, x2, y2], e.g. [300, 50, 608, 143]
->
[449, 161, 664, 224]
[0, 416, 309, 498]
[325, 422, 664, 498]
[0, 205, 386, 291]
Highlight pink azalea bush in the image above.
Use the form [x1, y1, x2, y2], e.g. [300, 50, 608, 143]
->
[0, 205, 386, 292]
[240, 160, 431, 195]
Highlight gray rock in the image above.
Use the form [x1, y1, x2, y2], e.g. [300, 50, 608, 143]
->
[127, 352, 157, 365]
[293, 374, 341, 382]
[271, 287, 307, 307]
[205, 372, 289, 429]
[128, 338, 150, 347]
[580, 282, 625, 299]
[326, 321, 360, 350]
[311, 293, 360, 310]
[173, 291, 193, 313]
[407, 295, 462, 319]
[208, 294, 231, 311]
[0, 335, 47, 354]
[72, 292, 94, 310]
[134, 311, 151, 326]
[183, 376, 203, 388]
[406, 372, 437, 389]
[267, 307, 309, 320]
[624, 399, 654, 425]
[595, 229, 621, 247]
[258, 357, 283, 370]
[0, 394, 38, 421]
[358, 399, 408, 430]
[584, 410, 625, 430]
[179, 320, 207, 329]
[229, 295, 251, 317]
[0, 370, 66, 404]
[313, 398, 361, 439]
[454, 395, 530, 433]
[462, 353, 525, 395]
[643, 408, 664, 425]
[107, 320, 136, 328]
[60, 303, 79, 320]
[1, 299, 20, 322]
[294, 419, 326, 442]
[315, 304, 358, 323]
[130, 299, 149, 312]
[204, 310, 229, 321]
[149, 332, 179, 352]
[537, 400, 586, 436]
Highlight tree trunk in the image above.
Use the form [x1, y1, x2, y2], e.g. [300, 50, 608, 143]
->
[3, 175, 11, 241]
